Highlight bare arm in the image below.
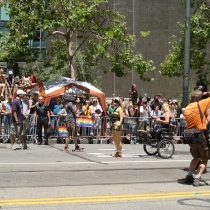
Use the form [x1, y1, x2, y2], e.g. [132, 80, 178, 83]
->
[33, 111, 37, 124]
[13, 111, 18, 122]
[156, 112, 170, 124]
[47, 110, 50, 124]
[206, 107, 210, 125]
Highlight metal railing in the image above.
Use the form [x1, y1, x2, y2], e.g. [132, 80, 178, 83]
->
[0, 114, 186, 144]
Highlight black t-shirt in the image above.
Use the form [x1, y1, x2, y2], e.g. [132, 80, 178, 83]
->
[35, 103, 49, 117]
[30, 98, 37, 114]
[12, 99, 24, 123]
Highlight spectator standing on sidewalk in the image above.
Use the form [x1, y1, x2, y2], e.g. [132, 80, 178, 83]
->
[22, 93, 30, 141]
[33, 96, 51, 145]
[150, 95, 162, 111]
[150, 105, 162, 129]
[62, 93, 81, 152]
[2, 93, 12, 143]
[29, 93, 37, 137]
[10, 89, 27, 150]
[50, 98, 63, 128]
[129, 84, 138, 104]
[139, 101, 150, 131]
[91, 98, 103, 136]
[82, 100, 92, 136]
[137, 95, 143, 108]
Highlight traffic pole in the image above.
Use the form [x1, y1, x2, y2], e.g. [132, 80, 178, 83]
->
[183, 0, 191, 107]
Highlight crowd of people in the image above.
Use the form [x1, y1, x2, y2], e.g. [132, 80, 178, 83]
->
[0, 80, 186, 152]
[0, 73, 210, 187]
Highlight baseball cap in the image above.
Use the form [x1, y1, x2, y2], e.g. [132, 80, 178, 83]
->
[8, 71, 13, 74]
[16, 89, 26, 95]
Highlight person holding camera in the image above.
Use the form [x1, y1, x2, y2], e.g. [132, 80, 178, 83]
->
[10, 89, 27, 150]
[63, 93, 81, 152]
[184, 90, 210, 186]
[111, 97, 123, 157]
[33, 96, 50, 145]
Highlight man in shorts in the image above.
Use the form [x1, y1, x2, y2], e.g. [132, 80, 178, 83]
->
[10, 89, 27, 150]
[184, 90, 210, 186]
[63, 93, 80, 152]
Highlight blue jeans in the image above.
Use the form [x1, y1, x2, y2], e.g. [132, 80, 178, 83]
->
[51, 116, 58, 128]
[4, 114, 11, 140]
[29, 114, 34, 136]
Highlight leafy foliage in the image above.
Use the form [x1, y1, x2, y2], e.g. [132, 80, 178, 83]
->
[160, 0, 210, 84]
[0, 0, 154, 81]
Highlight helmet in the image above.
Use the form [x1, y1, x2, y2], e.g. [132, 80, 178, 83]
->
[63, 92, 76, 102]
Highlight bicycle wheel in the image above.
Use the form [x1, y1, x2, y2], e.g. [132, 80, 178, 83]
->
[143, 143, 158, 156]
[157, 139, 175, 159]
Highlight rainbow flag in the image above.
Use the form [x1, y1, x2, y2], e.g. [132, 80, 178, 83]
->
[76, 117, 95, 128]
[41, 126, 68, 137]
[58, 126, 68, 137]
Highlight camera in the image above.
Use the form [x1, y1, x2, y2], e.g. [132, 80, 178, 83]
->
[63, 92, 76, 102]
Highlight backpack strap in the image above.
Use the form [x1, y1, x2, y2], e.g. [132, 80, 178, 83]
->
[197, 102, 203, 120]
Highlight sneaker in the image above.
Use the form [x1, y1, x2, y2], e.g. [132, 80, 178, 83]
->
[11, 145, 16, 151]
[185, 175, 194, 184]
[193, 178, 206, 187]
[21, 145, 27, 150]
[75, 145, 81, 151]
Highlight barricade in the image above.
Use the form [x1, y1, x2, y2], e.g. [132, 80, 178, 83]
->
[0, 113, 187, 145]
[98, 116, 186, 144]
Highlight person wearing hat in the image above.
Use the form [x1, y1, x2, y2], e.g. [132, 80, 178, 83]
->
[10, 89, 27, 150]
[110, 97, 123, 157]
[6, 71, 14, 94]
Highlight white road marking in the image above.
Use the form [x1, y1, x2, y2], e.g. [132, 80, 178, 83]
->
[0, 159, 191, 165]
[98, 149, 125, 151]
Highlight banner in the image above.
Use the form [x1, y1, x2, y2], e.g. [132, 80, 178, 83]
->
[76, 117, 95, 128]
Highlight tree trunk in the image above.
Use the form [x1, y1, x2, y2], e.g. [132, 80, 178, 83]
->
[67, 38, 75, 80]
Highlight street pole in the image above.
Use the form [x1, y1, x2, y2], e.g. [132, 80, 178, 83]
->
[183, 0, 191, 107]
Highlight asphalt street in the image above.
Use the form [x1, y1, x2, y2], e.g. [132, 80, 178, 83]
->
[0, 141, 209, 210]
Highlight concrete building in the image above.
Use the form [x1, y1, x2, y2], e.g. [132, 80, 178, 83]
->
[102, 0, 187, 100]
[0, 1, 200, 100]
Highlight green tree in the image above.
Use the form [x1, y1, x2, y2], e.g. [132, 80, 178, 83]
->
[22, 41, 102, 88]
[0, 0, 154, 81]
[160, 0, 210, 84]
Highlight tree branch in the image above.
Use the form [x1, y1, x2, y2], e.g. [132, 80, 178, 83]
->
[52, 31, 66, 37]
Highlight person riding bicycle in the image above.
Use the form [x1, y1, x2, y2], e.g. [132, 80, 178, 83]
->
[155, 102, 174, 141]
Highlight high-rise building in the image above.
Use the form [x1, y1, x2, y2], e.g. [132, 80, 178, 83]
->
[0, 7, 46, 75]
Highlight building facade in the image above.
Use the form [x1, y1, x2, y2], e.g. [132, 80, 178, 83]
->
[0, 7, 46, 75]
[101, 0, 192, 100]
[0, 1, 203, 99]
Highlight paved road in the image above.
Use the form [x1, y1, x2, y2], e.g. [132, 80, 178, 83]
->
[0, 142, 209, 209]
